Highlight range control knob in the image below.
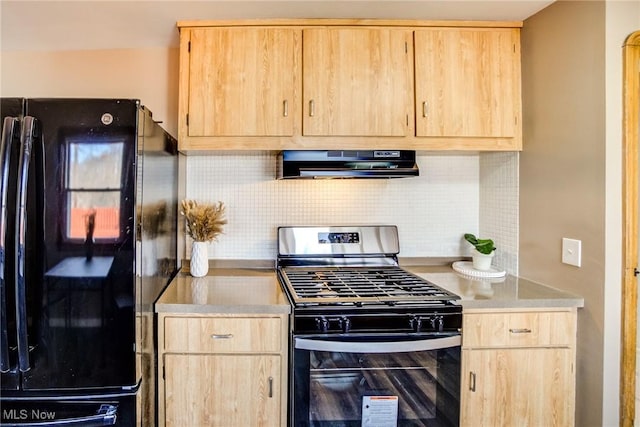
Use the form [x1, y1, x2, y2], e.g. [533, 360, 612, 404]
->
[341, 316, 351, 333]
[430, 315, 444, 332]
[315, 317, 329, 332]
[409, 315, 423, 332]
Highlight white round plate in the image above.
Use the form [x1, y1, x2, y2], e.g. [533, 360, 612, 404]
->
[452, 261, 506, 278]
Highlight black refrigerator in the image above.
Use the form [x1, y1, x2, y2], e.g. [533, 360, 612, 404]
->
[0, 99, 179, 426]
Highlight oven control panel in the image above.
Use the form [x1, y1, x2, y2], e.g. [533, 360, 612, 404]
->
[298, 307, 462, 335]
[318, 232, 360, 244]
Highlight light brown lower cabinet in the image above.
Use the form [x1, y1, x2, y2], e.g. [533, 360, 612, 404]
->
[157, 313, 288, 427]
[460, 308, 577, 427]
[164, 354, 281, 426]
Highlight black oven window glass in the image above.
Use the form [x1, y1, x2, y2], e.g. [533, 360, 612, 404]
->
[64, 139, 124, 242]
[294, 346, 460, 427]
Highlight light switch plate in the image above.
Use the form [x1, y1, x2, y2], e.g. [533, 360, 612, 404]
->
[562, 238, 582, 267]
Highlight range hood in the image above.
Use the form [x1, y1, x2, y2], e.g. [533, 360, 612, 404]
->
[277, 150, 419, 179]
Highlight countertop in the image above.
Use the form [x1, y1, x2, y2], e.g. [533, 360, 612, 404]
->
[155, 268, 291, 314]
[155, 261, 584, 314]
[405, 265, 585, 309]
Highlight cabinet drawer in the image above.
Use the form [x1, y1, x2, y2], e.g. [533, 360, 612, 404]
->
[164, 316, 282, 353]
[462, 311, 576, 348]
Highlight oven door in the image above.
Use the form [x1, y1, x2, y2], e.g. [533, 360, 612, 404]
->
[292, 334, 461, 427]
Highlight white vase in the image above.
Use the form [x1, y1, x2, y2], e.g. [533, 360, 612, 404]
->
[190, 241, 209, 277]
[472, 250, 495, 271]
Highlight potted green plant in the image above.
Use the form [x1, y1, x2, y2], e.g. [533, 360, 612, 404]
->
[464, 233, 496, 271]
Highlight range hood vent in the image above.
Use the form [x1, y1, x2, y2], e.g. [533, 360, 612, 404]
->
[277, 150, 419, 179]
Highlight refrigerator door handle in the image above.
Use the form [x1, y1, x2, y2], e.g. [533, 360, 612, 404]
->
[1, 404, 118, 426]
[15, 116, 37, 372]
[0, 117, 18, 373]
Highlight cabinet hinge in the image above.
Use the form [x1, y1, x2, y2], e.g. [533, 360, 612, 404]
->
[634, 267, 639, 277]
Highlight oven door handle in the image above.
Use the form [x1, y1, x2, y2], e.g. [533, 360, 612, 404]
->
[294, 335, 461, 353]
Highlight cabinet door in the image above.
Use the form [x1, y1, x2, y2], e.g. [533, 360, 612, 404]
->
[187, 27, 297, 137]
[415, 28, 520, 139]
[461, 348, 575, 427]
[164, 354, 281, 427]
[303, 28, 413, 137]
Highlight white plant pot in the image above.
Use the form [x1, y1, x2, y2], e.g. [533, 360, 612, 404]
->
[472, 250, 495, 271]
[190, 241, 209, 277]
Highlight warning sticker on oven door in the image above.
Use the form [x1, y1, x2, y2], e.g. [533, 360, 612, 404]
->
[361, 396, 399, 427]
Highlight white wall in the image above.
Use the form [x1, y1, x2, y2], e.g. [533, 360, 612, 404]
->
[0, 48, 180, 137]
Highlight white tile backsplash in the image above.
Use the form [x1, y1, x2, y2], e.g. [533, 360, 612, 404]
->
[480, 152, 520, 275]
[185, 151, 518, 274]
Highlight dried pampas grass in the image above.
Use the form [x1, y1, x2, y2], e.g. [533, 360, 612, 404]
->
[181, 199, 227, 242]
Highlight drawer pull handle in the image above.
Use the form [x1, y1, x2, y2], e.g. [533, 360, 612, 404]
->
[210, 333, 234, 339]
[422, 101, 428, 118]
[283, 100, 289, 117]
[469, 371, 476, 392]
[268, 376, 274, 398]
[509, 328, 532, 334]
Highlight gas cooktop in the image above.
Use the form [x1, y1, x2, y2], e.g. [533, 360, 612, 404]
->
[279, 265, 458, 306]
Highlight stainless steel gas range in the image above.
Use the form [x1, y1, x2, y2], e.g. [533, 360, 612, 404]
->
[277, 226, 462, 427]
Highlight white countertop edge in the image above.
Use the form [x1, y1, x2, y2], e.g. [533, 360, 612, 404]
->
[155, 302, 291, 314]
[459, 298, 585, 309]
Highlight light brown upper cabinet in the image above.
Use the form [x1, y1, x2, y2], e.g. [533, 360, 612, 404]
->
[414, 28, 522, 149]
[179, 27, 300, 142]
[302, 28, 414, 137]
[177, 20, 522, 152]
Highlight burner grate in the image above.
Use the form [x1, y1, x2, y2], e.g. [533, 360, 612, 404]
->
[280, 266, 458, 305]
